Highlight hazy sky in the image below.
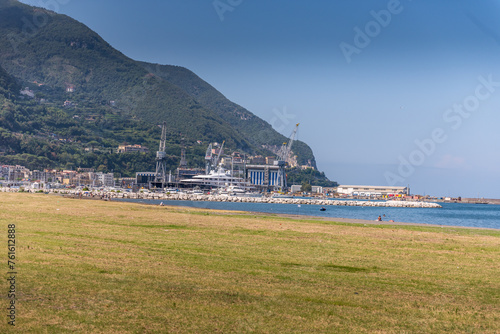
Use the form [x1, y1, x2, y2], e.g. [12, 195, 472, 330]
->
[20, 0, 500, 198]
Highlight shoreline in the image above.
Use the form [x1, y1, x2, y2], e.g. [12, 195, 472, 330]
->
[110, 196, 499, 231]
[271, 213, 499, 230]
[1, 189, 498, 230]
[3, 187, 442, 208]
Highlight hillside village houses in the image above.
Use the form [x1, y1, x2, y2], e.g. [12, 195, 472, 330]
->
[0, 165, 115, 189]
[116, 144, 149, 153]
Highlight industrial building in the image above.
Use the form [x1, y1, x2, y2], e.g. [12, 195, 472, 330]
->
[336, 185, 409, 197]
[245, 164, 281, 188]
[136, 172, 156, 188]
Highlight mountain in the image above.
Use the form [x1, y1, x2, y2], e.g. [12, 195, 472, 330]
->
[139, 62, 316, 167]
[0, 0, 252, 149]
[0, 0, 331, 184]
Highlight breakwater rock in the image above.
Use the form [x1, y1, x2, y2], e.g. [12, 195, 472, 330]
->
[147, 194, 442, 208]
[1, 187, 442, 208]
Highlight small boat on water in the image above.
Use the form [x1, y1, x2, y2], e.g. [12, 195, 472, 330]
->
[320, 207, 326, 211]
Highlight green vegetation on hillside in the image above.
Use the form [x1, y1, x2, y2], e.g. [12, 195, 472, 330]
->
[0, 95, 203, 174]
[140, 62, 317, 168]
[0, 0, 334, 184]
[287, 167, 338, 187]
[0, 64, 19, 97]
[0, 2, 250, 149]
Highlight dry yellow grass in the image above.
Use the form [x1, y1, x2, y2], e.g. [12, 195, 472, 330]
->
[0, 192, 499, 333]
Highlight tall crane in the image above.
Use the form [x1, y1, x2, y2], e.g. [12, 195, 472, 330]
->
[213, 141, 225, 169]
[205, 143, 213, 175]
[276, 123, 299, 192]
[154, 121, 168, 188]
[179, 135, 187, 168]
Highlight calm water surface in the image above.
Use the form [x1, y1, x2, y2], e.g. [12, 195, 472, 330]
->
[118, 199, 500, 230]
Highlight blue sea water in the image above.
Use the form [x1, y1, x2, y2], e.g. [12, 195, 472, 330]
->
[117, 199, 500, 230]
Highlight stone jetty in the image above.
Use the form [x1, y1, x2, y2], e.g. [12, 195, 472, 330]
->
[1, 187, 442, 208]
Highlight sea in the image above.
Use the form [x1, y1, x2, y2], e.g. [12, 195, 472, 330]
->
[117, 199, 500, 230]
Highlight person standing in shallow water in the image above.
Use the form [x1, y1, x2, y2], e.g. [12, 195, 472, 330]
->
[378, 216, 382, 221]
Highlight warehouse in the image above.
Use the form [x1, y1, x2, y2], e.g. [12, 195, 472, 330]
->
[336, 185, 409, 197]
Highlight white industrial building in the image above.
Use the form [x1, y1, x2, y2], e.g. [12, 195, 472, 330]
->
[336, 185, 409, 197]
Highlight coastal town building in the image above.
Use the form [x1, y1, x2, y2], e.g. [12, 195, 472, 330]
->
[71, 172, 114, 187]
[117, 144, 149, 153]
[20, 87, 35, 98]
[96, 173, 115, 187]
[312, 186, 323, 194]
[0, 165, 115, 188]
[30, 170, 57, 183]
[0, 165, 30, 181]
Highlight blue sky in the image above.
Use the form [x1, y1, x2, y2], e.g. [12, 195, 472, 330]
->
[20, 0, 500, 198]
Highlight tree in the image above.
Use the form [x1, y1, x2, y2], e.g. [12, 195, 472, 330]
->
[88, 140, 100, 152]
[301, 182, 312, 192]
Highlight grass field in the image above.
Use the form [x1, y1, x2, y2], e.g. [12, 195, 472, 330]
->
[0, 192, 499, 333]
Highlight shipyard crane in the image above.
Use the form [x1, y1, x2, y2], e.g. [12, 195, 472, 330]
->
[213, 141, 225, 169]
[179, 135, 187, 169]
[154, 121, 168, 188]
[276, 123, 299, 192]
[204, 143, 213, 174]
